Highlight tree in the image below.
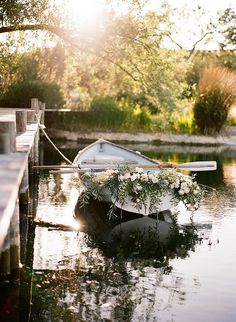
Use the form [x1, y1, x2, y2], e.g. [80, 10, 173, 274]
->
[218, 8, 236, 49]
[0, 80, 64, 109]
[0, 1, 187, 113]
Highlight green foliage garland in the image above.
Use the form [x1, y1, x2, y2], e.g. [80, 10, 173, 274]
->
[78, 166, 203, 217]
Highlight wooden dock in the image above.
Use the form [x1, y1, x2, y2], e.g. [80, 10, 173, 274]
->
[0, 103, 43, 276]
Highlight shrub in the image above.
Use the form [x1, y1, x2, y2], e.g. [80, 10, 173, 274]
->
[132, 106, 152, 130]
[172, 110, 197, 134]
[0, 80, 64, 109]
[90, 96, 126, 129]
[193, 66, 236, 134]
[117, 92, 158, 114]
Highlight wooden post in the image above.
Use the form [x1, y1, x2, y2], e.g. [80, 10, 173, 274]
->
[31, 98, 39, 111]
[10, 199, 20, 271]
[0, 235, 11, 276]
[27, 110, 36, 123]
[33, 130, 39, 165]
[40, 102, 46, 125]
[0, 133, 10, 154]
[19, 202, 29, 265]
[16, 110, 27, 133]
[0, 121, 16, 152]
[19, 166, 29, 204]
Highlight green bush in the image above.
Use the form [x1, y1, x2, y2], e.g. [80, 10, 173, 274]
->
[0, 80, 64, 109]
[90, 96, 119, 113]
[172, 110, 197, 134]
[131, 106, 152, 130]
[117, 92, 158, 114]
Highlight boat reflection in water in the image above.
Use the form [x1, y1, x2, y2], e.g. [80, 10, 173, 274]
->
[75, 198, 199, 263]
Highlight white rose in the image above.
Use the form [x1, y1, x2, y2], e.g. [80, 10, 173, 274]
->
[123, 173, 131, 179]
[136, 184, 142, 190]
[173, 180, 180, 188]
[152, 177, 159, 183]
[148, 174, 154, 181]
[181, 182, 188, 190]
[184, 187, 190, 194]
[135, 167, 143, 173]
[141, 173, 148, 181]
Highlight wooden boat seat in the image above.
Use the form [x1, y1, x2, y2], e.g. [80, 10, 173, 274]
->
[82, 154, 137, 165]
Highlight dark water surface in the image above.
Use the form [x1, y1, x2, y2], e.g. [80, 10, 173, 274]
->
[3, 140, 236, 322]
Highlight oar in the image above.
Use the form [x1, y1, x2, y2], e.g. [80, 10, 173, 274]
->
[34, 160, 217, 172]
[33, 165, 78, 169]
[141, 161, 217, 172]
[78, 161, 217, 172]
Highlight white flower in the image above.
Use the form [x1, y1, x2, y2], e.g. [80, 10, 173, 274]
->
[181, 182, 188, 190]
[131, 173, 140, 181]
[151, 177, 159, 183]
[135, 167, 143, 173]
[148, 174, 154, 181]
[173, 180, 180, 188]
[118, 174, 124, 181]
[106, 169, 116, 176]
[183, 187, 190, 194]
[178, 190, 185, 195]
[141, 173, 148, 181]
[135, 184, 142, 191]
[123, 173, 131, 180]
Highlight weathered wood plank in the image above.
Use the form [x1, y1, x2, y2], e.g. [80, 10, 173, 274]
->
[0, 153, 28, 251]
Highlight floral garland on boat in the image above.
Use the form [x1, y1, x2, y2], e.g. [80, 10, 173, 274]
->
[78, 166, 203, 216]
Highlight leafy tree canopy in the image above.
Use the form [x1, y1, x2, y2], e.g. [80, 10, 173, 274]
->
[218, 8, 236, 49]
[0, 0, 235, 114]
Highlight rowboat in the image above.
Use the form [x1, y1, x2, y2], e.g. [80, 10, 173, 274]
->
[73, 139, 204, 216]
[74, 139, 178, 215]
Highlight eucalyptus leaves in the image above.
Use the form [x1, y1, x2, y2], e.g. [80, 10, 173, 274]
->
[78, 166, 203, 215]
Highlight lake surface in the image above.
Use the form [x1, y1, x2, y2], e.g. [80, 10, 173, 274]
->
[3, 140, 236, 322]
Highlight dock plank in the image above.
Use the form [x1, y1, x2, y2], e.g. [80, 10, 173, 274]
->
[0, 153, 28, 250]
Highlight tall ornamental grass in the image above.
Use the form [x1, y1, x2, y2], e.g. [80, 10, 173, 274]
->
[193, 66, 236, 134]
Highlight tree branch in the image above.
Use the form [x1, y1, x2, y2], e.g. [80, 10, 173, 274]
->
[0, 24, 65, 36]
[187, 30, 215, 59]
[166, 35, 183, 49]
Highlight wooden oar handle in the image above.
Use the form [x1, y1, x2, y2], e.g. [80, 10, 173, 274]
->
[140, 163, 174, 169]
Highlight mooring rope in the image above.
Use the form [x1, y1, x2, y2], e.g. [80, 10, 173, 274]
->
[35, 113, 73, 165]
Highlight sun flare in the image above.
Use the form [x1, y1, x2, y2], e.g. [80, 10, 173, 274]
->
[67, 0, 106, 33]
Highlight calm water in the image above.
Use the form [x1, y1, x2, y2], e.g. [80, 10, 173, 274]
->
[5, 140, 236, 322]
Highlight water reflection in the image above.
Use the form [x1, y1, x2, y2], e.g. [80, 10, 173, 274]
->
[26, 142, 236, 321]
[75, 198, 199, 263]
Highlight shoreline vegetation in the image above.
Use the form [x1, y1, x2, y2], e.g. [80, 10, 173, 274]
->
[46, 127, 236, 147]
[44, 110, 236, 146]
